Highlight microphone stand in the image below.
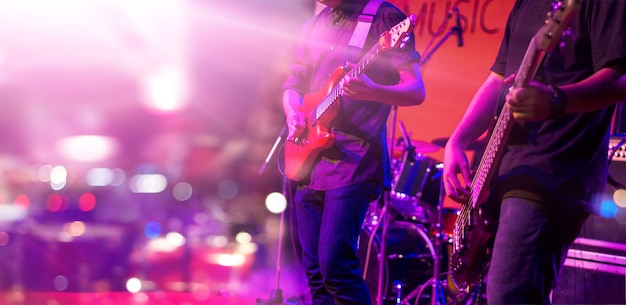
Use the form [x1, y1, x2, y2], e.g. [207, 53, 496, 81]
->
[420, 25, 461, 67]
[256, 124, 297, 305]
[259, 124, 288, 176]
[420, 7, 463, 68]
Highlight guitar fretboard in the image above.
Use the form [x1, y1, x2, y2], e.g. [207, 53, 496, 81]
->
[313, 46, 384, 125]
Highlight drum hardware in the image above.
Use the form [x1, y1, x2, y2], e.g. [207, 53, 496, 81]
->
[391, 153, 443, 225]
[378, 121, 465, 304]
[369, 159, 469, 304]
[398, 178, 448, 305]
[359, 219, 442, 305]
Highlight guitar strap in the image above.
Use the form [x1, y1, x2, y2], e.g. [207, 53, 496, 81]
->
[345, 0, 384, 63]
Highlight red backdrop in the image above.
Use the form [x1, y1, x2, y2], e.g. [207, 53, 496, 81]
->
[388, 0, 513, 160]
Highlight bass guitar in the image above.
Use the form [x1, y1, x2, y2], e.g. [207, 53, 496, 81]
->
[284, 15, 417, 181]
[449, 0, 581, 291]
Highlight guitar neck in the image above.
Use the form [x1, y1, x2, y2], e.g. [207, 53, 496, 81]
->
[514, 39, 545, 89]
[468, 36, 547, 207]
[312, 43, 384, 122]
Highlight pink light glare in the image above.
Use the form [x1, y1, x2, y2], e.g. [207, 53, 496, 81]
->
[78, 192, 97, 212]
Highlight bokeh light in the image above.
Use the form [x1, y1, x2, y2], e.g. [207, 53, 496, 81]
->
[613, 188, 626, 208]
[144, 221, 162, 239]
[129, 174, 168, 193]
[217, 179, 238, 200]
[598, 200, 618, 218]
[265, 192, 286, 214]
[173, 182, 193, 201]
[126, 277, 142, 293]
[86, 168, 114, 186]
[14, 194, 30, 209]
[78, 192, 97, 211]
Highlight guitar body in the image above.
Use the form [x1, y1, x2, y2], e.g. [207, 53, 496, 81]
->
[449, 196, 499, 290]
[284, 66, 345, 181]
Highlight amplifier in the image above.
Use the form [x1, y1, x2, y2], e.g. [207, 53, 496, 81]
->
[552, 141, 626, 304]
[610, 135, 626, 162]
[552, 220, 626, 304]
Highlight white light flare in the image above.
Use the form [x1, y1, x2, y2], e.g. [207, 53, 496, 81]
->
[56, 135, 119, 162]
[129, 174, 168, 193]
[50, 165, 67, 191]
[142, 65, 189, 112]
[265, 192, 287, 214]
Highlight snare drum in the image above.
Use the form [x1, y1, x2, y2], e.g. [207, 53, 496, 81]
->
[391, 154, 443, 221]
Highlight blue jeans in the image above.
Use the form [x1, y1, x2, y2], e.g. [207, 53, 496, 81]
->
[486, 197, 589, 304]
[295, 180, 381, 305]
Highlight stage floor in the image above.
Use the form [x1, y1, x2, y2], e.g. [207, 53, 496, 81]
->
[0, 291, 268, 305]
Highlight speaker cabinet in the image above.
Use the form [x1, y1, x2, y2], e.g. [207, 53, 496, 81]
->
[552, 217, 626, 304]
[552, 141, 626, 304]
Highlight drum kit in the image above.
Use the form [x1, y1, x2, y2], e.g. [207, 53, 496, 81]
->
[357, 123, 482, 305]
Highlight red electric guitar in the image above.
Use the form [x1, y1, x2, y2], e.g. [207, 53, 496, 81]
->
[284, 15, 417, 181]
[449, 0, 582, 292]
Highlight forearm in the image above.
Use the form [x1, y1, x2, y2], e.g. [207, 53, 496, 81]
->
[283, 89, 303, 117]
[560, 66, 626, 113]
[367, 63, 426, 106]
[448, 72, 505, 150]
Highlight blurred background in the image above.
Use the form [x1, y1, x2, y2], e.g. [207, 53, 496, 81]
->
[1, 0, 624, 304]
[0, 0, 315, 302]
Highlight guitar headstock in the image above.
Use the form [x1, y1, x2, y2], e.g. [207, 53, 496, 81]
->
[535, 0, 581, 52]
[381, 15, 416, 50]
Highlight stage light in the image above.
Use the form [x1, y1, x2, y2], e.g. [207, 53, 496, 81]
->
[14, 194, 30, 209]
[165, 232, 185, 248]
[235, 231, 252, 244]
[78, 192, 97, 211]
[598, 200, 618, 218]
[46, 194, 64, 212]
[86, 168, 114, 186]
[53, 275, 68, 291]
[217, 179, 238, 200]
[213, 253, 246, 267]
[142, 65, 189, 112]
[50, 165, 67, 191]
[126, 277, 142, 293]
[0, 205, 27, 222]
[613, 188, 626, 208]
[173, 182, 193, 201]
[56, 135, 120, 162]
[265, 192, 286, 214]
[0, 232, 9, 247]
[206, 235, 228, 248]
[63, 221, 86, 237]
[129, 174, 167, 193]
[144, 221, 161, 239]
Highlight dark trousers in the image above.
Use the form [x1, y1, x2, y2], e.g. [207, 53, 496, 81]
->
[486, 197, 589, 304]
[295, 180, 381, 305]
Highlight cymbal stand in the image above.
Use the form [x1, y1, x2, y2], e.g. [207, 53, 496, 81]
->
[431, 173, 447, 305]
[376, 106, 399, 305]
[399, 178, 447, 305]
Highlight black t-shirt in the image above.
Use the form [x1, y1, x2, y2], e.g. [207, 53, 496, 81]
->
[490, 0, 626, 210]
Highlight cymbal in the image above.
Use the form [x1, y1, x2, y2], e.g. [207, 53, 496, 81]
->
[392, 138, 441, 158]
[431, 137, 486, 151]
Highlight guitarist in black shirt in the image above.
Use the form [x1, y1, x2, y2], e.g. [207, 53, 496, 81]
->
[443, 0, 626, 304]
